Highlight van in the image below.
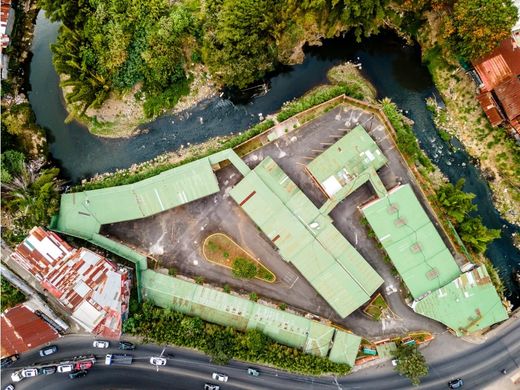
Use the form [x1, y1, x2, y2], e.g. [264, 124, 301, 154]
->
[105, 354, 112, 365]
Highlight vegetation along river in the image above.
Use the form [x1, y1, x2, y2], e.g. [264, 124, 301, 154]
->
[29, 13, 519, 305]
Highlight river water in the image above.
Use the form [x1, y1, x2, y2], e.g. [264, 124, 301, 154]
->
[29, 13, 519, 304]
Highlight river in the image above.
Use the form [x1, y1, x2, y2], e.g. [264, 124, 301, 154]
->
[28, 12, 519, 304]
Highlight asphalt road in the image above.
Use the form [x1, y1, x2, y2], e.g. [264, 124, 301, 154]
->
[2, 319, 519, 390]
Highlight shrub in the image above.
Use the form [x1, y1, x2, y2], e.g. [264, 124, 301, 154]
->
[249, 292, 258, 302]
[232, 257, 257, 279]
[1, 280, 26, 311]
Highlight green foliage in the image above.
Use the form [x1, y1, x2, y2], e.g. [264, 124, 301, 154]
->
[1, 150, 25, 183]
[381, 98, 433, 171]
[1, 279, 26, 312]
[203, 0, 278, 88]
[168, 268, 177, 276]
[393, 344, 429, 386]
[1, 159, 62, 245]
[195, 276, 205, 285]
[124, 301, 351, 375]
[458, 217, 501, 253]
[232, 257, 258, 279]
[449, 0, 517, 60]
[223, 283, 231, 293]
[43, 0, 196, 114]
[278, 303, 287, 311]
[436, 179, 500, 253]
[249, 292, 259, 302]
[436, 179, 476, 223]
[277, 85, 360, 122]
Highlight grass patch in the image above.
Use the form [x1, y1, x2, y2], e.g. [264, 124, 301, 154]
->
[203, 233, 275, 283]
[363, 293, 388, 321]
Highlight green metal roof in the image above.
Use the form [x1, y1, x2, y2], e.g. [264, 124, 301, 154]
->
[375, 342, 397, 359]
[414, 266, 508, 336]
[55, 157, 220, 239]
[140, 270, 361, 361]
[362, 184, 460, 298]
[328, 330, 362, 367]
[307, 125, 387, 198]
[230, 157, 383, 318]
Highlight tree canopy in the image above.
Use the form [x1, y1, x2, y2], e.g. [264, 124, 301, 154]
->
[393, 344, 429, 385]
[449, 0, 518, 60]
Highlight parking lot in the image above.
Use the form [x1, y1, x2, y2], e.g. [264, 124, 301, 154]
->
[104, 104, 452, 337]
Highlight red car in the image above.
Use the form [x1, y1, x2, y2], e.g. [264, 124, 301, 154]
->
[75, 360, 93, 370]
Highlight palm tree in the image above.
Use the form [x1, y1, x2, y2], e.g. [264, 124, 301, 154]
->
[1, 158, 63, 231]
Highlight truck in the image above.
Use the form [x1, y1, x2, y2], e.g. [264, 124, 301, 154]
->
[104, 354, 133, 365]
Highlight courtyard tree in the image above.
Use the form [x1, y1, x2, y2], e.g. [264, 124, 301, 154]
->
[393, 344, 429, 385]
[232, 257, 257, 279]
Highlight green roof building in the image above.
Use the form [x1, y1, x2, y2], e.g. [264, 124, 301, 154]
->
[361, 184, 460, 298]
[54, 157, 220, 240]
[141, 270, 361, 365]
[413, 266, 508, 336]
[306, 125, 388, 201]
[230, 157, 383, 318]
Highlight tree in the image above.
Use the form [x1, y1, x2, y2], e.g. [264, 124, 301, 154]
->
[436, 179, 476, 223]
[1, 150, 25, 183]
[232, 257, 257, 279]
[1, 279, 26, 311]
[1, 158, 62, 235]
[449, 0, 517, 60]
[458, 216, 501, 253]
[393, 344, 429, 385]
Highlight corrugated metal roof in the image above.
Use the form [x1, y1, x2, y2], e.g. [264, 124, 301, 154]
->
[141, 270, 358, 362]
[307, 125, 387, 198]
[476, 92, 503, 126]
[494, 76, 520, 120]
[328, 330, 362, 367]
[11, 227, 130, 338]
[414, 266, 508, 336]
[473, 38, 520, 91]
[230, 157, 383, 318]
[361, 184, 460, 298]
[55, 157, 220, 239]
[1, 305, 59, 357]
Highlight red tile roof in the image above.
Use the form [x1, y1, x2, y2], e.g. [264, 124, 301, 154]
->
[473, 38, 520, 91]
[476, 92, 504, 127]
[11, 227, 131, 338]
[494, 76, 520, 121]
[1, 305, 59, 358]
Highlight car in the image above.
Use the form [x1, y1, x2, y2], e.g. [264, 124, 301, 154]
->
[57, 364, 74, 373]
[39, 345, 58, 357]
[4, 385, 15, 390]
[1, 354, 20, 368]
[247, 368, 260, 376]
[92, 340, 110, 348]
[212, 373, 228, 382]
[39, 366, 57, 375]
[149, 357, 167, 366]
[204, 385, 220, 390]
[68, 370, 88, 379]
[10, 371, 23, 383]
[448, 378, 464, 389]
[22, 368, 39, 378]
[391, 359, 399, 366]
[75, 360, 93, 370]
[119, 341, 135, 350]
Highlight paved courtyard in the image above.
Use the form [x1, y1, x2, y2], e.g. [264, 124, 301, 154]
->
[104, 104, 456, 337]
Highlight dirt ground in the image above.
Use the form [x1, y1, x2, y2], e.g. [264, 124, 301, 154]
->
[103, 105, 451, 337]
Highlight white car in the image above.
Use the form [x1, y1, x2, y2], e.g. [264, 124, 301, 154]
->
[4, 384, 15, 390]
[22, 368, 39, 378]
[391, 359, 399, 366]
[10, 371, 23, 382]
[93, 340, 110, 348]
[149, 357, 167, 366]
[57, 363, 74, 373]
[212, 373, 228, 382]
